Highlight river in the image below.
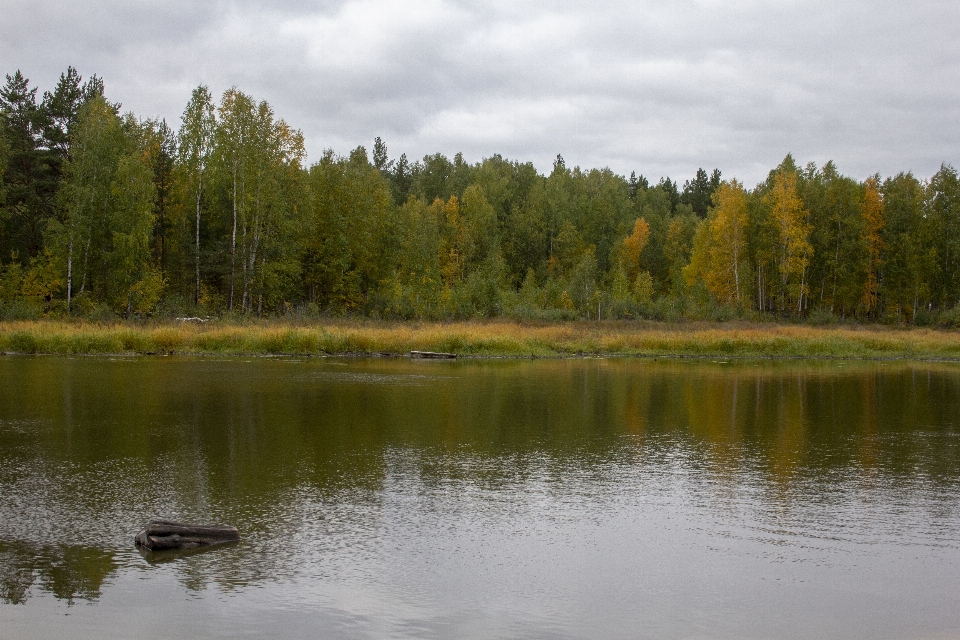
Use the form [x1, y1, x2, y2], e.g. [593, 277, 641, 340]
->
[1, 355, 959, 639]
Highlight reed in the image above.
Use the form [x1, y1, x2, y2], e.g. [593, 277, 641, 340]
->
[1, 319, 959, 360]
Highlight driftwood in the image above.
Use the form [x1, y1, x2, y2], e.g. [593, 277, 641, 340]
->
[410, 350, 456, 359]
[135, 519, 240, 550]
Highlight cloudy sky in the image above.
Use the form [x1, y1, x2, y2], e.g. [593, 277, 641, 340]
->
[3, 0, 959, 185]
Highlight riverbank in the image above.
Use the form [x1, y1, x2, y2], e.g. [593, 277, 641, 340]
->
[1, 319, 959, 360]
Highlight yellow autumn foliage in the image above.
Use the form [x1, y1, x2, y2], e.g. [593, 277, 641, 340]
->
[683, 180, 750, 306]
[764, 170, 812, 313]
[618, 217, 651, 282]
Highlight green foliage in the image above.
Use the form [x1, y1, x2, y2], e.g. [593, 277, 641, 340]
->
[568, 249, 598, 315]
[2, 68, 959, 327]
[881, 172, 934, 322]
[109, 147, 159, 316]
[177, 85, 215, 305]
[0, 298, 40, 321]
[680, 167, 722, 218]
[937, 304, 960, 329]
[633, 271, 654, 303]
[0, 68, 103, 268]
[927, 165, 960, 311]
[807, 307, 840, 326]
[1, 70, 56, 263]
[304, 147, 390, 313]
[0, 113, 8, 205]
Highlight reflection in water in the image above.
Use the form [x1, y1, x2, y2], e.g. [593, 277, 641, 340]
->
[1, 356, 959, 638]
[0, 540, 115, 605]
[137, 540, 241, 565]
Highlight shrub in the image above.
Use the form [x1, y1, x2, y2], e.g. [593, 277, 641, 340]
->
[154, 294, 201, 320]
[937, 305, 960, 329]
[88, 303, 117, 323]
[0, 299, 40, 321]
[807, 308, 839, 326]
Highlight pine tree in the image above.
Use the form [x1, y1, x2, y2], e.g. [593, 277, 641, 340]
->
[1, 71, 53, 262]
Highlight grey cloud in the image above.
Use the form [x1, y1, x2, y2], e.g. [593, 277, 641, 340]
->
[2, 0, 958, 185]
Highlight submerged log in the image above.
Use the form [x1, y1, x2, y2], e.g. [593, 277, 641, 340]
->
[410, 350, 456, 359]
[135, 519, 240, 550]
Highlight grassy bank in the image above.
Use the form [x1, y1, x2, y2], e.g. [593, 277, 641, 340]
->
[1, 319, 960, 360]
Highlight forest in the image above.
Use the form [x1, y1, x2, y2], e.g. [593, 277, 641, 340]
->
[2, 67, 959, 326]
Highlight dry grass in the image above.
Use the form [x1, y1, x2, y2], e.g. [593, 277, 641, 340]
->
[1, 318, 959, 360]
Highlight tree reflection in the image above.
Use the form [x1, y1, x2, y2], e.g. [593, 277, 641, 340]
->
[1, 356, 960, 599]
[0, 540, 116, 605]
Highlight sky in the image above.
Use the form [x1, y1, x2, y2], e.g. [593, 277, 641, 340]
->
[2, 0, 959, 186]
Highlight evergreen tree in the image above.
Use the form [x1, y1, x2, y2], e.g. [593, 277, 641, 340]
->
[390, 153, 412, 205]
[0, 71, 53, 262]
[372, 136, 392, 172]
[41, 67, 104, 162]
[139, 119, 176, 279]
[680, 167, 721, 218]
[657, 177, 680, 213]
[0, 113, 8, 207]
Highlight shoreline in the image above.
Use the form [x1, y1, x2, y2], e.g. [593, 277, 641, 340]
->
[4, 351, 960, 363]
[1, 319, 959, 362]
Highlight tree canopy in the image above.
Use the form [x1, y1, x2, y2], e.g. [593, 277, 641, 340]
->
[2, 68, 959, 325]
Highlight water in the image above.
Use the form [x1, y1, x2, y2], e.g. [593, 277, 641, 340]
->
[1, 355, 959, 639]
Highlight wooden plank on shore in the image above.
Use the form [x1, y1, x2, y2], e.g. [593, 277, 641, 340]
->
[410, 350, 457, 359]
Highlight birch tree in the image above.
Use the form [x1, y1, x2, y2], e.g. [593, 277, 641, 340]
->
[860, 176, 884, 317]
[178, 86, 215, 305]
[706, 180, 750, 306]
[682, 180, 750, 306]
[109, 138, 160, 317]
[881, 172, 935, 322]
[763, 163, 812, 314]
[56, 96, 123, 310]
[215, 88, 254, 311]
[927, 165, 960, 311]
[242, 100, 305, 313]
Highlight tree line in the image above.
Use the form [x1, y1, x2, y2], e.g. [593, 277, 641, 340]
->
[2, 67, 959, 324]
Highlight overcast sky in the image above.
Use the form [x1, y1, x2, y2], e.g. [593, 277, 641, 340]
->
[3, 0, 959, 186]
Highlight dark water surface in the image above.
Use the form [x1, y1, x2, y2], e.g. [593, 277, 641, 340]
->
[1, 355, 959, 639]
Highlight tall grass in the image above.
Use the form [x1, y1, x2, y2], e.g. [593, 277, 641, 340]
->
[1, 319, 959, 360]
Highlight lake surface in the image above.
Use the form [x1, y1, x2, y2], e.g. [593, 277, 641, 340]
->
[1, 355, 959, 639]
